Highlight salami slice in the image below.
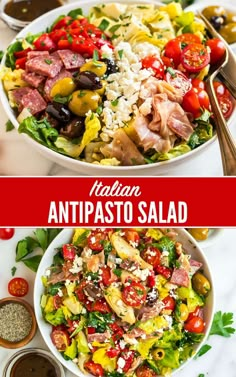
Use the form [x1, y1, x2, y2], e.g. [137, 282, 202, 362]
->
[11, 87, 34, 106]
[20, 89, 47, 115]
[26, 55, 63, 78]
[22, 72, 45, 88]
[57, 49, 85, 70]
[44, 69, 73, 100]
[170, 267, 189, 287]
[27, 51, 50, 60]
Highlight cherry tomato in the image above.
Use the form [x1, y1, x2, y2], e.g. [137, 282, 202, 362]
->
[88, 230, 108, 251]
[62, 244, 76, 260]
[84, 361, 104, 377]
[124, 229, 140, 245]
[106, 347, 121, 358]
[51, 328, 70, 351]
[196, 87, 210, 110]
[161, 56, 174, 68]
[86, 299, 111, 313]
[162, 295, 175, 311]
[206, 38, 226, 65]
[187, 306, 202, 321]
[52, 16, 73, 30]
[8, 277, 29, 297]
[176, 33, 201, 44]
[181, 43, 210, 72]
[164, 39, 182, 66]
[155, 265, 172, 279]
[33, 33, 56, 52]
[141, 247, 161, 268]
[213, 82, 234, 119]
[101, 266, 118, 286]
[184, 316, 205, 333]
[0, 228, 15, 240]
[191, 78, 206, 90]
[53, 294, 63, 309]
[122, 281, 146, 307]
[182, 87, 210, 118]
[165, 69, 192, 96]
[136, 365, 158, 377]
[15, 57, 27, 69]
[119, 350, 135, 373]
[142, 56, 165, 79]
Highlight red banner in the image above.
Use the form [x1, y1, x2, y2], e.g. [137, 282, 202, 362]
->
[0, 177, 234, 227]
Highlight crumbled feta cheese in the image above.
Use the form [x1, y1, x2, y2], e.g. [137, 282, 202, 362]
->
[163, 314, 173, 329]
[115, 258, 122, 264]
[162, 250, 169, 257]
[81, 307, 87, 314]
[65, 279, 71, 287]
[69, 255, 83, 274]
[133, 268, 150, 281]
[129, 240, 138, 248]
[119, 340, 126, 349]
[73, 358, 78, 363]
[45, 269, 51, 277]
[57, 288, 63, 297]
[117, 357, 126, 370]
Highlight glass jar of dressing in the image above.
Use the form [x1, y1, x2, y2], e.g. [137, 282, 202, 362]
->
[0, 0, 65, 31]
[3, 348, 65, 377]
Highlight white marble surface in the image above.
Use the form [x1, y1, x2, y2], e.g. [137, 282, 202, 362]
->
[0, 228, 235, 377]
[0, 0, 235, 176]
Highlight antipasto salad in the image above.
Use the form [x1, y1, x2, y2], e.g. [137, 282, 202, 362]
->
[1, 2, 234, 166]
[41, 228, 211, 377]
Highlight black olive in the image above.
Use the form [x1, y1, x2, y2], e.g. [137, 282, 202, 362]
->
[146, 288, 158, 306]
[102, 58, 118, 75]
[60, 117, 85, 139]
[75, 71, 102, 90]
[46, 103, 71, 123]
[210, 15, 226, 30]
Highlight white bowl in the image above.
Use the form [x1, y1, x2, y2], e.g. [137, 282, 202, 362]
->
[34, 228, 214, 377]
[1, 0, 235, 176]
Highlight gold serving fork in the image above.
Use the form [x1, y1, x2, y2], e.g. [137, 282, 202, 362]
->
[198, 11, 236, 176]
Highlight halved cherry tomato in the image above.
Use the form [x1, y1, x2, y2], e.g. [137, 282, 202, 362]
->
[0, 228, 15, 240]
[164, 39, 182, 66]
[33, 33, 56, 52]
[88, 230, 107, 251]
[155, 265, 172, 279]
[124, 229, 140, 245]
[184, 316, 205, 333]
[62, 244, 76, 260]
[51, 328, 70, 351]
[53, 294, 63, 309]
[165, 69, 192, 96]
[142, 56, 165, 79]
[106, 347, 121, 358]
[187, 306, 202, 321]
[122, 281, 146, 307]
[15, 57, 27, 69]
[162, 295, 175, 311]
[181, 43, 210, 72]
[109, 323, 124, 342]
[84, 361, 104, 377]
[206, 38, 226, 65]
[213, 81, 234, 119]
[136, 365, 158, 377]
[52, 16, 73, 30]
[141, 247, 161, 268]
[176, 33, 201, 44]
[191, 78, 206, 90]
[8, 277, 29, 297]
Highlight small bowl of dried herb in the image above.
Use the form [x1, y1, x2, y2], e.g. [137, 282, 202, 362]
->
[0, 297, 37, 348]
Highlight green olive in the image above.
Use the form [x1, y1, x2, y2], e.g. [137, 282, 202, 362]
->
[219, 23, 236, 44]
[80, 61, 107, 77]
[151, 348, 165, 361]
[69, 90, 101, 116]
[188, 228, 209, 241]
[50, 77, 76, 98]
[226, 12, 236, 24]
[192, 272, 211, 296]
[202, 6, 226, 20]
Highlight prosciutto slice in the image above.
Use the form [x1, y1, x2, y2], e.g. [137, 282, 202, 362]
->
[149, 93, 194, 141]
[140, 76, 183, 103]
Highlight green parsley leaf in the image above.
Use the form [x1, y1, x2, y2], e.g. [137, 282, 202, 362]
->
[34, 228, 48, 251]
[44, 59, 52, 65]
[194, 344, 212, 359]
[6, 120, 15, 132]
[68, 8, 83, 19]
[11, 266, 17, 276]
[113, 269, 122, 277]
[93, 49, 99, 61]
[111, 98, 119, 106]
[167, 67, 176, 77]
[22, 255, 43, 272]
[53, 94, 72, 104]
[210, 311, 236, 337]
[118, 50, 123, 59]
[109, 24, 121, 33]
[98, 18, 110, 31]
[198, 374, 205, 377]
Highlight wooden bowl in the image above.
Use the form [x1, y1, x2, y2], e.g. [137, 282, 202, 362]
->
[0, 297, 37, 349]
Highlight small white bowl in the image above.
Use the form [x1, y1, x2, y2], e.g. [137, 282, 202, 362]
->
[34, 228, 214, 377]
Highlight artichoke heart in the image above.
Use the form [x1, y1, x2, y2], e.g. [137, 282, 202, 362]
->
[111, 233, 153, 270]
[104, 285, 135, 324]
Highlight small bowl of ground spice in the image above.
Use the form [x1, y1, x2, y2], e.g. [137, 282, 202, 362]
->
[0, 297, 37, 348]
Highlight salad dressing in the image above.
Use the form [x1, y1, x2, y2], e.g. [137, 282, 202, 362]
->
[4, 0, 63, 22]
[10, 353, 60, 377]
